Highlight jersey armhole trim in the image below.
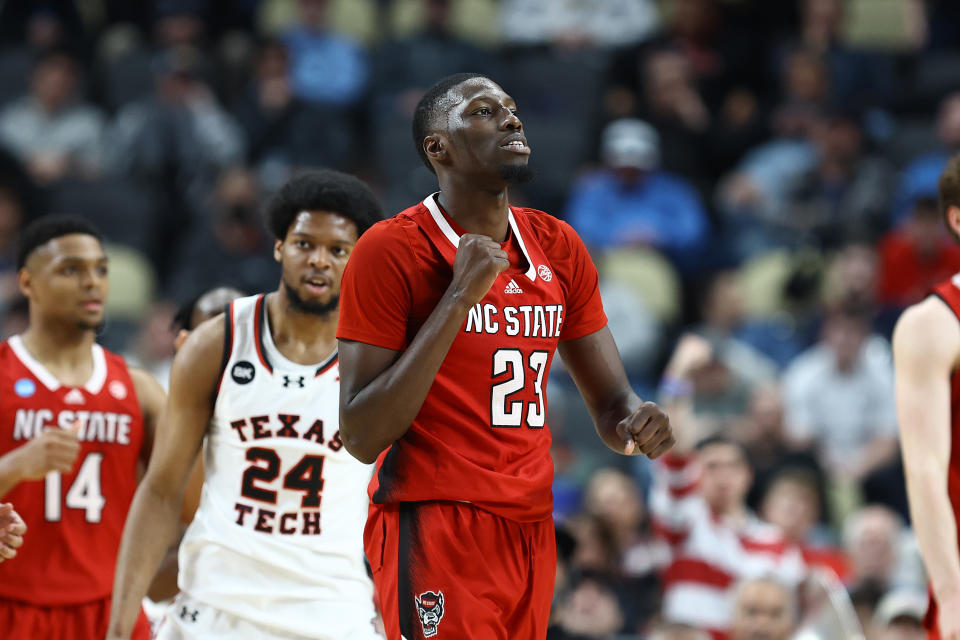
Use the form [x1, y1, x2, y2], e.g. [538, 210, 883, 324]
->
[253, 293, 274, 374]
[212, 300, 235, 404]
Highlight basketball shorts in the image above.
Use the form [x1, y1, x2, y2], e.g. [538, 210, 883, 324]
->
[156, 593, 384, 640]
[0, 595, 150, 640]
[366, 501, 556, 640]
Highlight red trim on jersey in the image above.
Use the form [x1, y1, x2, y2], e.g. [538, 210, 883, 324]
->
[253, 294, 273, 373]
[315, 355, 338, 377]
[214, 300, 236, 399]
[663, 558, 734, 589]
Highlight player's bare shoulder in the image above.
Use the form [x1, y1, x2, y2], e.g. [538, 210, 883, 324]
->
[894, 296, 960, 368]
[170, 311, 227, 393]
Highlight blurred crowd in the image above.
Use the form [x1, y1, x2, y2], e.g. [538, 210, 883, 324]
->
[0, 0, 958, 638]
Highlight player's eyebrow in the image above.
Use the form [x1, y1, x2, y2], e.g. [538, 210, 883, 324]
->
[53, 255, 109, 265]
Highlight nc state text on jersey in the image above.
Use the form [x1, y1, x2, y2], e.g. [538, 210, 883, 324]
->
[464, 303, 564, 338]
[13, 408, 136, 444]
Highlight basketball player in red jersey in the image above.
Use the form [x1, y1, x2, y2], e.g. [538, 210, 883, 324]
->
[0, 216, 164, 639]
[337, 73, 675, 640]
[895, 154, 960, 640]
[0, 502, 26, 561]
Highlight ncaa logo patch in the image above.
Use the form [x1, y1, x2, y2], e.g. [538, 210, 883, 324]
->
[108, 380, 127, 400]
[231, 360, 256, 385]
[537, 264, 553, 282]
[416, 591, 444, 637]
[14, 378, 35, 398]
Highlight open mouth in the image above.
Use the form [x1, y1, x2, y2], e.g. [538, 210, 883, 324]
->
[499, 139, 531, 154]
[303, 278, 330, 295]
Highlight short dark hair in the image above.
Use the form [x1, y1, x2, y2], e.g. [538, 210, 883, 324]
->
[17, 215, 102, 269]
[264, 170, 383, 241]
[694, 434, 749, 462]
[939, 155, 960, 242]
[412, 72, 489, 173]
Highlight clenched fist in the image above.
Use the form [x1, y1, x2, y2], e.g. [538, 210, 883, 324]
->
[10, 421, 82, 481]
[617, 401, 675, 458]
[448, 234, 510, 307]
[0, 503, 26, 561]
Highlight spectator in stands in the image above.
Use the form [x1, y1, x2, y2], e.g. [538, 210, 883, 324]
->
[232, 38, 351, 182]
[0, 47, 105, 184]
[165, 167, 277, 301]
[694, 269, 796, 372]
[784, 107, 895, 249]
[878, 195, 960, 309]
[777, 0, 895, 108]
[843, 505, 922, 592]
[374, 0, 491, 118]
[283, 0, 368, 108]
[0, 184, 24, 308]
[498, 0, 660, 48]
[647, 623, 711, 640]
[761, 467, 850, 582]
[566, 118, 710, 274]
[871, 588, 928, 640]
[782, 305, 898, 486]
[582, 468, 666, 630]
[106, 46, 244, 187]
[549, 574, 626, 639]
[728, 576, 799, 640]
[892, 93, 960, 223]
[650, 430, 805, 636]
[654, 335, 807, 634]
[736, 385, 824, 513]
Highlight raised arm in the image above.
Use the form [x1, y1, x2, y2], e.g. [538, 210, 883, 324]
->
[894, 297, 960, 639]
[339, 234, 508, 464]
[107, 316, 223, 640]
[557, 327, 674, 458]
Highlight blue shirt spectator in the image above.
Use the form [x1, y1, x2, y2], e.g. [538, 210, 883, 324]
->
[892, 93, 960, 224]
[566, 119, 709, 272]
[284, 0, 368, 108]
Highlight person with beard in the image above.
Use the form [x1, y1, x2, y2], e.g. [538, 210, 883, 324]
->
[336, 73, 675, 640]
[107, 171, 385, 640]
[0, 215, 165, 639]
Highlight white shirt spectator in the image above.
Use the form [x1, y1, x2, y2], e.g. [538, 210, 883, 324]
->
[782, 335, 896, 472]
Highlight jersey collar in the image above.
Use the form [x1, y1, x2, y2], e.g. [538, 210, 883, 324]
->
[9, 335, 107, 393]
[423, 193, 537, 282]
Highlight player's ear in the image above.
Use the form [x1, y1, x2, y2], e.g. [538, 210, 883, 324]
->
[424, 134, 448, 167]
[17, 267, 31, 299]
[949, 205, 960, 239]
[273, 238, 283, 263]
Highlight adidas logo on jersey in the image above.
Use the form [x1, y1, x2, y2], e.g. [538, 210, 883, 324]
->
[504, 279, 523, 294]
[64, 388, 85, 405]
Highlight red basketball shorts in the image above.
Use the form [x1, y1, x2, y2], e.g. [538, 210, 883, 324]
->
[0, 596, 151, 640]
[366, 501, 556, 640]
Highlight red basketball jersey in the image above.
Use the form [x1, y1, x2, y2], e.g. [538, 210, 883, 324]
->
[337, 196, 607, 522]
[0, 336, 144, 605]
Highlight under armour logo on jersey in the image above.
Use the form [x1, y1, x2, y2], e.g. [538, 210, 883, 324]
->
[179, 606, 199, 622]
[504, 279, 523, 294]
[282, 375, 305, 388]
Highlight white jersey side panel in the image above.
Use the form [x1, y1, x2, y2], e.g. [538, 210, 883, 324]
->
[177, 294, 378, 638]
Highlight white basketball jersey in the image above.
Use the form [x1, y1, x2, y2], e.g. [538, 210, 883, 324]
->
[177, 294, 378, 638]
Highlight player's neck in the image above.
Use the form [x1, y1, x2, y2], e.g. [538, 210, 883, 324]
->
[265, 291, 338, 365]
[436, 181, 511, 242]
[19, 321, 96, 381]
